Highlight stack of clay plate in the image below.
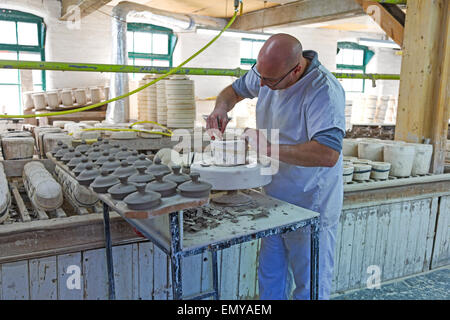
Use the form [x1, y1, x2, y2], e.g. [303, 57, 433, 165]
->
[137, 75, 157, 121]
[375, 96, 389, 123]
[165, 75, 196, 129]
[156, 79, 168, 125]
[364, 95, 378, 123]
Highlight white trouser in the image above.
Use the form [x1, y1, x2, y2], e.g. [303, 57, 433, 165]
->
[258, 223, 339, 300]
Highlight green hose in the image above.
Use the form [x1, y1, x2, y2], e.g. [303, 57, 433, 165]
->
[0, 8, 240, 119]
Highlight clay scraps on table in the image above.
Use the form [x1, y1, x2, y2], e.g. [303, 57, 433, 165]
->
[183, 202, 268, 233]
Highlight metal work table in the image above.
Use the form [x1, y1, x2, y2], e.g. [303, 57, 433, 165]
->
[49, 156, 320, 300]
[99, 190, 320, 300]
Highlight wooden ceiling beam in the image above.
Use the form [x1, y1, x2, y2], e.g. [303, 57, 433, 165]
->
[60, 0, 112, 21]
[230, 0, 365, 31]
[355, 0, 404, 46]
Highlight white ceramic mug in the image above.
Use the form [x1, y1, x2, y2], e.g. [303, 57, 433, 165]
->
[32, 93, 47, 110]
[74, 89, 87, 105]
[61, 90, 73, 106]
[90, 87, 101, 103]
[46, 92, 60, 108]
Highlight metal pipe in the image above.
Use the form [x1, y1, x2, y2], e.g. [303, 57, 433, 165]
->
[0, 60, 401, 80]
[371, 0, 407, 4]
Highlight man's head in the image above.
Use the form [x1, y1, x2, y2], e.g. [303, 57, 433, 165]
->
[254, 33, 305, 90]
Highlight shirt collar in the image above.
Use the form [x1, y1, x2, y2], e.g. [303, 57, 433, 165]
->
[302, 50, 320, 76]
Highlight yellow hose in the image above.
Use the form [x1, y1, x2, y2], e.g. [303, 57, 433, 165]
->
[0, 9, 239, 119]
[71, 127, 173, 138]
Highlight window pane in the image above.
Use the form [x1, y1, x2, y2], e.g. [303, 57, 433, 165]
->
[127, 31, 134, 52]
[0, 85, 20, 114]
[0, 51, 18, 83]
[353, 50, 364, 65]
[133, 32, 152, 53]
[342, 49, 354, 65]
[17, 22, 38, 46]
[0, 21, 16, 44]
[152, 33, 168, 54]
[19, 52, 42, 85]
[252, 41, 264, 59]
[241, 40, 252, 59]
[153, 59, 169, 67]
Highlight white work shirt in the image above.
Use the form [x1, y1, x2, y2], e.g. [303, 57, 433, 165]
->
[232, 50, 346, 228]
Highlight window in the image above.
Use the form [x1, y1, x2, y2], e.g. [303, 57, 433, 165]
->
[336, 42, 374, 93]
[240, 38, 265, 69]
[127, 23, 177, 79]
[0, 9, 46, 114]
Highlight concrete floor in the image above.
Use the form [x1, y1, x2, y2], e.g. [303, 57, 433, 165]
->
[331, 266, 450, 300]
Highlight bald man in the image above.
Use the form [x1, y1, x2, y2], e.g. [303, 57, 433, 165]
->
[206, 34, 345, 300]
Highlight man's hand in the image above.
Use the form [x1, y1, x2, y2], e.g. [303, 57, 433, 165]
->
[241, 128, 271, 158]
[206, 107, 230, 140]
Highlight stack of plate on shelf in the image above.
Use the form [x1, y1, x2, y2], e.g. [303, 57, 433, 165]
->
[165, 75, 196, 129]
[156, 79, 168, 125]
[137, 75, 157, 122]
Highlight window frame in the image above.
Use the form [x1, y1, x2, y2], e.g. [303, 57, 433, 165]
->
[127, 22, 177, 69]
[0, 8, 46, 113]
[336, 41, 374, 93]
[240, 38, 266, 68]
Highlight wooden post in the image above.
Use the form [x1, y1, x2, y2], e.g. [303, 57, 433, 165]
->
[394, 0, 450, 173]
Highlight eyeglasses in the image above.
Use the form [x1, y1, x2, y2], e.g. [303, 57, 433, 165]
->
[251, 62, 299, 87]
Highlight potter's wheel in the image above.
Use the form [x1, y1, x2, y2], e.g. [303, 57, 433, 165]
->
[190, 159, 272, 206]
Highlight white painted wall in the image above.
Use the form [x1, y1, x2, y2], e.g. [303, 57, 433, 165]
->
[172, 32, 241, 99]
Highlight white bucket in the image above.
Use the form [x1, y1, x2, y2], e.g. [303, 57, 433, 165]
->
[343, 165, 354, 183]
[343, 139, 359, 157]
[343, 156, 358, 162]
[358, 141, 384, 162]
[383, 143, 416, 177]
[370, 161, 391, 180]
[409, 143, 433, 175]
[353, 163, 372, 181]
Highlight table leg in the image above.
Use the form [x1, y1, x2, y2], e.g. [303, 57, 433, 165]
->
[102, 201, 116, 300]
[310, 218, 320, 300]
[211, 250, 219, 300]
[169, 211, 183, 300]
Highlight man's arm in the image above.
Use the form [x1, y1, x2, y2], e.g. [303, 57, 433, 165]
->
[206, 85, 244, 135]
[277, 141, 340, 167]
[243, 128, 342, 168]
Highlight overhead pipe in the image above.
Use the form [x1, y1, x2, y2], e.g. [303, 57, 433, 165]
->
[108, 1, 226, 123]
[371, 0, 407, 4]
[0, 59, 401, 80]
